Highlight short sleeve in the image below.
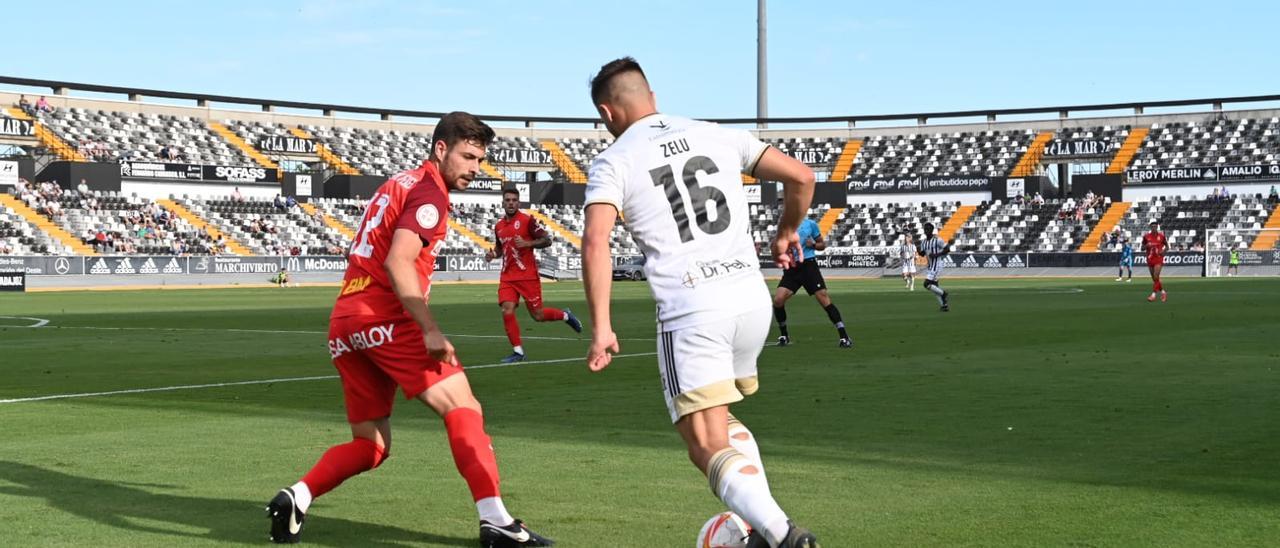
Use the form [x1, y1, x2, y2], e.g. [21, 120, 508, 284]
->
[396, 181, 448, 242]
[528, 216, 548, 239]
[724, 127, 770, 176]
[585, 155, 624, 211]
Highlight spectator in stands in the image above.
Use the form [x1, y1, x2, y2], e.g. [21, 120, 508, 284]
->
[94, 230, 108, 252]
[35, 96, 52, 114]
[286, 195, 297, 209]
[1270, 185, 1278, 202]
[1219, 185, 1230, 200]
[17, 95, 32, 116]
[0, 240, 10, 255]
[231, 187, 244, 203]
[273, 194, 286, 210]
[77, 179, 89, 195]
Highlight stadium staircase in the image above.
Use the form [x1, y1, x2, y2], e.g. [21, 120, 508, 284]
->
[1078, 202, 1131, 252]
[1106, 128, 1150, 174]
[1251, 203, 1280, 250]
[8, 108, 85, 162]
[938, 205, 977, 241]
[1010, 131, 1055, 177]
[447, 219, 494, 251]
[829, 138, 862, 182]
[818, 207, 844, 237]
[527, 209, 581, 248]
[480, 161, 505, 180]
[292, 128, 360, 175]
[539, 139, 588, 183]
[208, 122, 280, 172]
[300, 202, 356, 239]
[155, 199, 252, 255]
[0, 194, 97, 254]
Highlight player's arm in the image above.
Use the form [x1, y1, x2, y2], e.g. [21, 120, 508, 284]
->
[522, 220, 552, 249]
[753, 147, 815, 269]
[811, 232, 828, 251]
[582, 203, 620, 371]
[384, 229, 455, 364]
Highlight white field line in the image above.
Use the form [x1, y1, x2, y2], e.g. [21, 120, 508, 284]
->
[0, 320, 654, 341]
[0, 352, 658, 404]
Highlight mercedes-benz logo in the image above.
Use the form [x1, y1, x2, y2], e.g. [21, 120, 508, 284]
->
[54, 257, 71, 275]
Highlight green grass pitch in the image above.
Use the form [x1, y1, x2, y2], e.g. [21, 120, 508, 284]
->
[1, 277, 1277, 546]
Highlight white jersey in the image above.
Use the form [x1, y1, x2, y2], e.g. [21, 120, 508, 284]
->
[899, 242, 917, 262]
[586, 114, 771, 331]
[919, 236, 947, 281]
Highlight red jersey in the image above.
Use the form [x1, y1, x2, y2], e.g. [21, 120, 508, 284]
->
[1142, 231, 1167, 259]
[494, 211, 548, 282]
[332, 161, 450, 319]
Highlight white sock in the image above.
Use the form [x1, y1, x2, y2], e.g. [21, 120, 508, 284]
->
[727, 416, 766, 482]
[290, 481, 313, 513]
[476, 496, 514, 526]
[512, 345, 524, 355]
[708, 448, 790, 547]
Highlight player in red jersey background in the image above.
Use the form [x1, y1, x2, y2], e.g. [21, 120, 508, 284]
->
[267, 112, 553, 547]
[486, 188, 582, 363]
[1142, 220, 1168, 302]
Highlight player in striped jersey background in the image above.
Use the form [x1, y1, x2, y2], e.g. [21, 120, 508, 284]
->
[917, 222, 951, 312]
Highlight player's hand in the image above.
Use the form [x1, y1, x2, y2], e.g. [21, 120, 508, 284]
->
[423, 329, 457, 366]
[586, 331, 619, 372]
[772, 229, 801, 270]
[485, 248, 497, 261]
[513, 236, 532, 249]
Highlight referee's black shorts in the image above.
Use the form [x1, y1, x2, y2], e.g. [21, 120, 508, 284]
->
[778, 258, 827, 295]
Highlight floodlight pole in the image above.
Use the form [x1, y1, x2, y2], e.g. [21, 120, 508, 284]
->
[757, 0, 768, 129]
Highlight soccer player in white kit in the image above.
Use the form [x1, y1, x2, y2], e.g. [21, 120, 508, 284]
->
[580, 58, 821, 548]
[899, 233, 918, 291]
[917, 222, 951, 312]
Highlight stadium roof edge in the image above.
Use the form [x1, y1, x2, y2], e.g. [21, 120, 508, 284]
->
[2, 75, 1279, 127]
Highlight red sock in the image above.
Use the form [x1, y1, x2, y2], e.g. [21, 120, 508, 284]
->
[300, 437, 386, 498]
[539, 307, 565, 321]
[502, 312, 522, 347]
[444, 408, 501, 501]
[1154, 279, 1163, 292]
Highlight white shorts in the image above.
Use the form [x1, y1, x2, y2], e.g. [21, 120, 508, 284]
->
[902, 261, 917, 274]
[656, 307, 771, 423]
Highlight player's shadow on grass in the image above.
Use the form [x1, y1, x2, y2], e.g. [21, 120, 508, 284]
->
[0, 460, 473, 547]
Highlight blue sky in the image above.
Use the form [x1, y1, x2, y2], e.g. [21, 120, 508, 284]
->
[4, 0, 1277, 120]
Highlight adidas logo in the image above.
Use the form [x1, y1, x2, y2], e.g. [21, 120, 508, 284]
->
[960, 255, 979, 268]
[982, 255, 1002, 268]
[89, 258, 110, 274]
[114, 258, 136, 274]
[138, 258, 159, 274]
[162, 258, 183, 274]
[1007, 254, 1026, 268]
[941, 256, 956, 267]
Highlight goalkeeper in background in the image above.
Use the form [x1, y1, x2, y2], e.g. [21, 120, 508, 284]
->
[1227, 245, 1241, 276]
[1116, 236, 1133, 282]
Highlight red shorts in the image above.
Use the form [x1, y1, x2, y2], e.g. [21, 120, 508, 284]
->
[1147, 255, 1164, 267]
[328, 315, 463, 423]
[498, 278, 543, 309]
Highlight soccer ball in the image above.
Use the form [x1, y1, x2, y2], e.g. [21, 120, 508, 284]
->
[696, 511, 752, 548]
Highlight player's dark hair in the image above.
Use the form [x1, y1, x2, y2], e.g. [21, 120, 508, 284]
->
[923, 222, 935, 233]
[590, 57, 647, 105]
[431, 111, 495, 155]
[502, 188, 519, 198]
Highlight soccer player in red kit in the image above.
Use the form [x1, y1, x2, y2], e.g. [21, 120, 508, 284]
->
[266, 112, 553, 547]
[1142, 220, 1168, 302]
[485, 189, 582, 363]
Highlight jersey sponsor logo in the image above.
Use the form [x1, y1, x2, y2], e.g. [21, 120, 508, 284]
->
[681, 258, 755, 288]
[328, 323, 396, 359]
[341, 275, 372, 296]
[390, 171, 418, 189]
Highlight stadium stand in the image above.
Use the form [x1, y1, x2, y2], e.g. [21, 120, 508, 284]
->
[37, 108, 258, 165]
[1131, 117, 1280, 169]
[849, 130, 1036, 179]
[825, 201, 960, 249]
[181, 197, 346, 256]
